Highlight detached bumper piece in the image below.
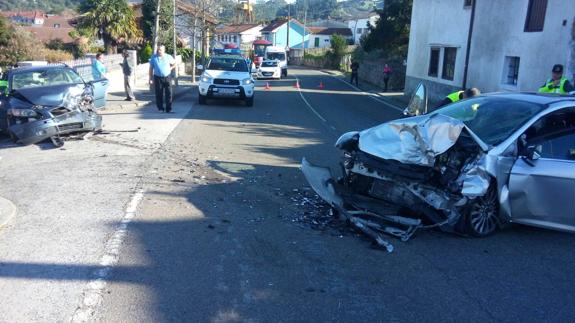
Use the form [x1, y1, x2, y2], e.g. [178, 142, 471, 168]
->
[301, 158, 425, 253]
[9, 110, 102, 146]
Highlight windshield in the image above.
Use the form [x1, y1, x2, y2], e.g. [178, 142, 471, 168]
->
[261, 61, 278, 67]
[435, 96, 546, 146]
[11, 68, 83, 90]
[266, 52, 285, 61]
[207, 57, 249, 72]
[254, 44, 267, 57]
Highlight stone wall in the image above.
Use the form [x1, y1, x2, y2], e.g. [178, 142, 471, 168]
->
[357, 58, 405, 91]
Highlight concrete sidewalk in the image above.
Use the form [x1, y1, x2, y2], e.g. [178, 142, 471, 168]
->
[105, 74, 194, 110]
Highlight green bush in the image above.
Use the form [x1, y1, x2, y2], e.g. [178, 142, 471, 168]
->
[139, 43, 153, 64]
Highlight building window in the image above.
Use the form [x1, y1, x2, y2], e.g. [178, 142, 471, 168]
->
[233, 35, 237, 43]
[314, 37, 320, 47]
[503, 56, 520, 85]
[357, 28, 362, 34]
[464, 0, 473, 7]
[525, 0, 547, 32]
[428, 48, 440, 77]
[54, 23, 60, 28]
[442, 47, 457, 81]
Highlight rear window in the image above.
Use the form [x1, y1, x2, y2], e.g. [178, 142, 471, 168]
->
[261, 61, 278, 67]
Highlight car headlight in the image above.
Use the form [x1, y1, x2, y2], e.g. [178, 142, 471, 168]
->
[335, 131, 360, 150]
[242, 78, 254, 85]
[200, 75, 212, 83]
[8, 108, 39, 117]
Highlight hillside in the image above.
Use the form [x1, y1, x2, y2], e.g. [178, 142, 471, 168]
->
[0, 0, 84, 14]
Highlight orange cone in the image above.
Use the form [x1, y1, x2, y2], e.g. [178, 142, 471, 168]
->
[265, 82, 271, 90]
[294, 81, 300, 89]
[318, 81, 324, 89]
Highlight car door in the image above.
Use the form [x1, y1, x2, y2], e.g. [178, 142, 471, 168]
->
[91, 78, 109, 109]
[509, 109, 575, 231]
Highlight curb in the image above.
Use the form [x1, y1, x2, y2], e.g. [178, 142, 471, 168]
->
[0, 196, 17, 229]
[104, 86, 192, 110]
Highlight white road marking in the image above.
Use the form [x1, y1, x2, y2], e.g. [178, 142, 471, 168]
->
[70, 190, 145, 323]
[294, 76, 328, 123]
[321, 71, 404, 112]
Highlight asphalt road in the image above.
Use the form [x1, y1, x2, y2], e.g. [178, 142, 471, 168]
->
[1, 67, 575, 322]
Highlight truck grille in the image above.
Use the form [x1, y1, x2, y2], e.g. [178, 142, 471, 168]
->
[214, 79, 240, 85]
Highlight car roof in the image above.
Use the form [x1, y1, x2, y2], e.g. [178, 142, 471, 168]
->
[9, 64, 71, 74]
[486, 92, 575, 106]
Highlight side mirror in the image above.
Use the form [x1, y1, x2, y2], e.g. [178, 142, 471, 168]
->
[197, 64, 204, 71]
[403, 83, 428, 117]
[523, 145, 542, 166]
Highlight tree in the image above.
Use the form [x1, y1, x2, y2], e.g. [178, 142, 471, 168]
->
[79, 0, 141, 54]
[328, 34, 347, 68]
[360, 0, 412, 55]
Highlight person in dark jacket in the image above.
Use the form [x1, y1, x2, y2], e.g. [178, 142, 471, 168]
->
[121, 51, 135, 101]
[350, 60, 359, 86]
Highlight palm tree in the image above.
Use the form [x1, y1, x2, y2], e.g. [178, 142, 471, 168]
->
[79, 0, 142, 54]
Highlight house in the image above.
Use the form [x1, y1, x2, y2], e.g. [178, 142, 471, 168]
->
[307, 27, 353, 48]
[2, 10, 45, 25]
[405, 0, 575, 102]
[214, 24, 263, 47]
[260, 18, 310, 49]
[345, 12, 379, 45]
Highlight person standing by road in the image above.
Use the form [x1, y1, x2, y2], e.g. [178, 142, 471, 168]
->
[121, 51, 135, 101]
[350, 60, 359, 87]
[149, 45, 176, 113]
[91, 53, 107, 80]
[538, 64, 573, 94]
[383, 63, 392, 92]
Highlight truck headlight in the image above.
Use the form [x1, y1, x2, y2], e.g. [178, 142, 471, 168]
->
[200, 76, 212, 83]
[8, 108, 39, 117]
[242, 78, 254, 85]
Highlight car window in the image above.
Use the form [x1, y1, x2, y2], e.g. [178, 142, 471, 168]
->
[435, 96, 546, 146]
[525, 107, 575, 160]
[207, 58, 248, 72]
[262, 61, 278, 67]
[266, 53, 285, 61]
[12, 68, 83, 90]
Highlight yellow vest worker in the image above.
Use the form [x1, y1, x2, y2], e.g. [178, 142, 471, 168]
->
[436, 88, 480, 108]
[539, 64, 573, 94]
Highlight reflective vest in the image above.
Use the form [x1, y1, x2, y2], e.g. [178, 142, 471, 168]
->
[539, 77, 569, 94]
[0, 80, 7, 94]
[447, 91, 464, 103]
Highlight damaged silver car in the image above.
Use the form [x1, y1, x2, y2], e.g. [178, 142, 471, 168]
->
[0, 64, 107, 145]
[302, 84, 575, 248]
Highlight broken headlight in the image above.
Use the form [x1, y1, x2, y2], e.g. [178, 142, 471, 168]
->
[8, 108, 38, 118]
[335, 131, 360, 151]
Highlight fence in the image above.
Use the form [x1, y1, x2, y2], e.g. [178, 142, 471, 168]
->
[49, 53, 124, 81]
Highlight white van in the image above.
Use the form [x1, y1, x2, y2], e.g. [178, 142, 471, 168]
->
[264, 46, 288, 77]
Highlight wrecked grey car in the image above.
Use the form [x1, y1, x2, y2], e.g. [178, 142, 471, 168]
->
[0, 64, 108, 145]
[302, 84, 575, 248]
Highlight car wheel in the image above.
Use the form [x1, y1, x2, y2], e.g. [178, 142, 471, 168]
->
[198, 94, 207, 105]
[462, 185, 499, 237]
[245, 97, 254, 107]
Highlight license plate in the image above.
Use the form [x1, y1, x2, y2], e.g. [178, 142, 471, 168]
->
[218, 88, 236, 94]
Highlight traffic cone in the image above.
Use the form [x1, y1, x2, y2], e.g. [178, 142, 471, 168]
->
[265, 82, 271, 90]
[294, 80, 300, 89]
[318, 81, 324, 89]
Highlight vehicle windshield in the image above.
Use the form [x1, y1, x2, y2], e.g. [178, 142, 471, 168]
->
[266, 52, 285, 61]
[435, 96, 547, 146]
[11, 68, 84, 90]
[207, 57, 249, 72]
[261, 61, 278, 67]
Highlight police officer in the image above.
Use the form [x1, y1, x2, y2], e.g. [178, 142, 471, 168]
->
[538, 64, 573, 94]
[436, 87, 480, 108]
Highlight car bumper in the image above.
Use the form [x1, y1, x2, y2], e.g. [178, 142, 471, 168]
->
[198, 84, 254, 99]
[9, 110, 102, 145]
[257, 71, 280, 79]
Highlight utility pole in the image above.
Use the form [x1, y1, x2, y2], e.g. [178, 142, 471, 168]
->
[303, 6, 307, 56]
[286, 3, 290, 49]
[173, 0, 178, 86]
[153, 0, 162, 53]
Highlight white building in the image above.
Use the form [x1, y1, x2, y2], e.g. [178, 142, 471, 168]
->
[406, 0, 575, 102]
[307, 27, 353, 48]
[345, 12, 379, 45]
[215, 24, 263, 47]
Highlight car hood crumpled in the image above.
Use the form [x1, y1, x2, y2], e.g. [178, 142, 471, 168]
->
[10, 84, 86, 107]
[358, 114, 466, 167]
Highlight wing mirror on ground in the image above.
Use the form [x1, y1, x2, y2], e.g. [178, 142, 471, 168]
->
[404, 83, 428, 117]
